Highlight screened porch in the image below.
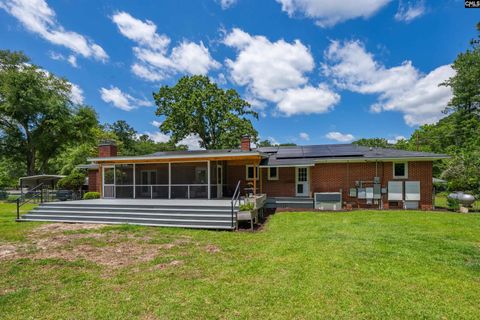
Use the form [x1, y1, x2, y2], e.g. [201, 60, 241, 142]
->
[101, 161, 228, 199]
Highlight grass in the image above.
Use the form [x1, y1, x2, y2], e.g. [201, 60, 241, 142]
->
[1, 203, 480, 319]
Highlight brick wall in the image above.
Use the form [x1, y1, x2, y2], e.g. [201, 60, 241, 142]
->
[310, 161, 433, 208]
[98, 144, 117, 157]
[88, 170, 100, 192]
[260, 167, 296, 197]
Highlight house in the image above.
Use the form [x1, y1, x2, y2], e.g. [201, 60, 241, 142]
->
[85, 137, 447, 210]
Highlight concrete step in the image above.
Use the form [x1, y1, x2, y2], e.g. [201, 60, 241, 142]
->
[33, 206, 233, 215]
[17, 217, 234, 230]
[19, 214, 235, 228]
[29, 210, 234, 220]
[42, 202, 235, 211]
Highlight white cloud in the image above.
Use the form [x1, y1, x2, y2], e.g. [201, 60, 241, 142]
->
[48, 51, 78, 67]
[276, 0, 391, 27]
[112, 11, 219, 82]
[0, 0, 108, 62]
[395, 1, 426, 22]
[67, 55, 78, 68]
[299, 132, 310, 141]
[143, 131, 170, 143]
[224, 28, 314, 102]
[150, 120, 162, 127]
[387, 135, 407, 144]
[224, 28, 338, 116]
[218, 0, 238, 9]
[323, 40, 454, 126]
[100, 86, 151, 111]
[69, 83, 84, 105]
[276, 85, 340, 116]
[178, 134, 203, 150]
[325, 131, 355, 142]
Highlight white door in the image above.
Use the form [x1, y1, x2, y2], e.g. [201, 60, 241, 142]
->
[296, 167, 309, 197]
[103, 166, 115, 198]
[216, 165, 223, 198]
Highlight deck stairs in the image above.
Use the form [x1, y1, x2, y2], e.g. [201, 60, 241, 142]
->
[17, 200, 238, 230]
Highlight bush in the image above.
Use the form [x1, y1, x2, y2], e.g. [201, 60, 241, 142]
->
[57, 171, 86, 191]
[83, 192, 100, 200]
[239, 202, 254, 211]
[447, 197, 460, 211]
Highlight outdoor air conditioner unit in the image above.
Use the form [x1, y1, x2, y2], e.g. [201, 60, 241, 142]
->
[314, 192, 342, 210]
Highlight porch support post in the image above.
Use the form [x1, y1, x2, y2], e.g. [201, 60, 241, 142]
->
[168, 162, 171, 199]
[253, 162, 257, 195]
[133, 163, 136, 199]
[207, 160, 211, 199]
[259, 166, 263, 194]
[99, 163, 103, 198]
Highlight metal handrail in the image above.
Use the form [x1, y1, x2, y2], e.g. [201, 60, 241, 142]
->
[231, 180, 241, 229]
[16, 183, 45, 220]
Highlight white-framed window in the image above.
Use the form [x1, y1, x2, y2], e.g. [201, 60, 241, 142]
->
[393, 162, 408, 179]
[245, 165, 259, 180]
[268, 167, 279, 180]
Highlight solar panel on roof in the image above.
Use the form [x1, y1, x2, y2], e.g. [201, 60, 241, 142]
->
[276, 147, 304, 159]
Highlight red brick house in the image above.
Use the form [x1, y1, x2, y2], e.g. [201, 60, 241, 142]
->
[84, 137, 447, 210]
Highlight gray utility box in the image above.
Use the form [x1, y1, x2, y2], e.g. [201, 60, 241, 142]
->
[314, 192, 342, 210]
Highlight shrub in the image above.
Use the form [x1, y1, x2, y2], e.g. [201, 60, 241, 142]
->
[83, 192, 100, 200]
[239, 202, 254, 211]
[57, 171, 86, 191]
[447, 197, 460, 211]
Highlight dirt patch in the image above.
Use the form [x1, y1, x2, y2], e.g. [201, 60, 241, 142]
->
[0, 223, 196, 269]
[205, 244, 221, 253]
[153, 259, 184, 270]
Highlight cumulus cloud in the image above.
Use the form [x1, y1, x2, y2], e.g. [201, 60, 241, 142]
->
[69, 83, 84, 105]
[49, 51, 79, 68]
[276, 0, 391, 27]
[100, 86, 151, 111]
[395, 0, 426, 22]
[1, 0, 108, 62]
[143, 129, 203, 150]
[387, 135, 407, 144]
[325, 131, 355, 142]
[150, 120, 162, 128]
[277, 85, 340, 116]
[323, 40, 454, 126]
[299, 132, 310, 141]
[224, 28, 338, 116]
[111, 11, 220, 81]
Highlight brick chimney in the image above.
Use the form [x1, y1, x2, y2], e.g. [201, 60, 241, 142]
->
[98, 140, 117, 157]
[241, 135, 251, 151]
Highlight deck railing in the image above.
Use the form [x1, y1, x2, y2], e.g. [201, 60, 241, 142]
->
[231, 180, 241, 229]
[16, 183, 45, 220]
[104, 184, 210, 199]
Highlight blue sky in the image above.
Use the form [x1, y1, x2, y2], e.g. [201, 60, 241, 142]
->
[0, 0, 478, 148]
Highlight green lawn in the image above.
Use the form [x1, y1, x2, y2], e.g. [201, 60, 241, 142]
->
[1, 203, 480, 319]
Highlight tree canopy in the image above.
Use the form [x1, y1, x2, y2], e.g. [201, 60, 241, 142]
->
[153, 75, 258, 149]
[0, 50, 97, 176]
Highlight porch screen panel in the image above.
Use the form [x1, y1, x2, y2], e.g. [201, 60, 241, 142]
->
[115, 164, 133, 198]
[135, 163, 168, 199]
[171, 162, 208, 198]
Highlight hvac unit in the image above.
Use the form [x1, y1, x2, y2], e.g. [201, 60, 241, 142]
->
[314, 192, 342, 210]
[388, 181, 403, 201]
[404, 181, 421, 209]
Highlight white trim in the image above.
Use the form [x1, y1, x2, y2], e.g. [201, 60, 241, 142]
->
[88, 151, 263, 162]
[295, 167, 309, 196]
[207, 160, 211, 200]
[245, 164, 259, 181]
[314, 157, 447, 163]
[267, 167, 279, 180]
[393, 161, 408, 179]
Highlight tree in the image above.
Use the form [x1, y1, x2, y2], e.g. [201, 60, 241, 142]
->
[0, 50, 97, 175]
[153, 75, 258, 149]
[107, 120, 137, 153]
[353, 138, 390, 148]
[257, 139, 274, 147]
[442, 23, 480, 114]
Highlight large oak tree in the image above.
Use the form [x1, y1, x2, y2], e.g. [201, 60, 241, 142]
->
[153, 75, 258, 149]
[0, 50, 97, 176]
